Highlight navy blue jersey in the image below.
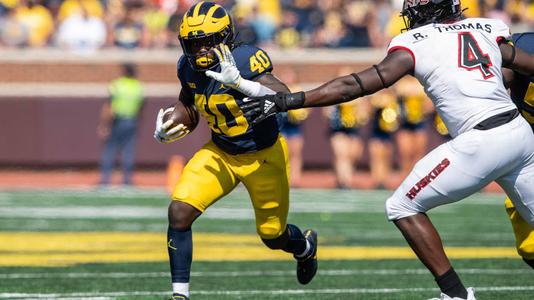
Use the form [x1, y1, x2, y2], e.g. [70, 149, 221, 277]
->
[177, 45, 279, 154]
[510, 33, 534, 131]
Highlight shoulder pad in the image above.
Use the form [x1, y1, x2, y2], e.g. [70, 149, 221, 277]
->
[232, 45, 274, 80]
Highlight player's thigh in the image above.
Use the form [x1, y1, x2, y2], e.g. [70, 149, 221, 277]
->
[496, 118, 534, 227]
[240, 136, 290, 239]
[498, 165, 534, 227]
[505, 197, 534, 259]
[172, 142, 238, 212]
[386, 132, 495, 220]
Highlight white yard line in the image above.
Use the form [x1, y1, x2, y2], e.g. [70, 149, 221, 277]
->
[0, 268, 531, 279]
[2, 286, 534, 298]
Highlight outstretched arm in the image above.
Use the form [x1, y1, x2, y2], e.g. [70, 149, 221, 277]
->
[301, 50, 414, 107]
[241, 49, 414, 124]
[500, 43, 534, 76]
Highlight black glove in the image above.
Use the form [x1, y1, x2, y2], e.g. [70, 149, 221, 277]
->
[242, 92, 305, 125]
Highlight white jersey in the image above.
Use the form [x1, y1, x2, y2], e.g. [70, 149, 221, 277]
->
[387, 18, 515, 137]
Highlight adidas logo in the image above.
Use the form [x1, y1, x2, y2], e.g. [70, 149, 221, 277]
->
[264, 100, 275, 112]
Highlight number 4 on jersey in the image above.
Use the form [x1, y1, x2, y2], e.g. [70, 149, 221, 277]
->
[458, 32, 494, 79]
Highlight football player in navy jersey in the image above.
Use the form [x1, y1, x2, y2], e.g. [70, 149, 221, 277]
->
[502, 32, 534, 270]
[153, 2, 317, 299]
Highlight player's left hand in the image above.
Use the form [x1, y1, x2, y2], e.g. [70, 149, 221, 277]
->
[154, 108, 190, 144]
[205, 44, 242, 87]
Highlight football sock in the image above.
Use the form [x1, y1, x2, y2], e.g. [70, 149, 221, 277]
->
[435, 267, 468, 299]
[282, 224, 308, 257]
[523, 258, 534, 269]
[167, 226, 192, 296]
[172, 283, 190, 298]
[295, 239, 311, 259]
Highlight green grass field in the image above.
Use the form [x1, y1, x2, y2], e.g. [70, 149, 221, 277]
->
[1, 187, 533, 299]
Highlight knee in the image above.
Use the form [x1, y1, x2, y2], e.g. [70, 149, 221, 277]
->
[168, 201, 200, 231]
[385, 195, 418, 221]
[261, 228, 289, 250]
[256, 216, 285, 240]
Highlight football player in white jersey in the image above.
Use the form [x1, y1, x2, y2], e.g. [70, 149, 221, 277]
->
[230, 1, 534, 299]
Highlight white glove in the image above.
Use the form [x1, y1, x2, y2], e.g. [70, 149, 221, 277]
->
[153, 107, 190, 144]
[205, 44, 242, 87]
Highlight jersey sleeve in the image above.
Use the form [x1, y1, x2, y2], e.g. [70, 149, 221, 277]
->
[387, 33, 414, 56]
[493, 19, 511, 43]
[176, 56, 194, 105]
[232, 45, 274, 81]
[387, 33, 416, 63]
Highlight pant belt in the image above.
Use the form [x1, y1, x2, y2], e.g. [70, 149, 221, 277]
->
[474, 109, 519, 130]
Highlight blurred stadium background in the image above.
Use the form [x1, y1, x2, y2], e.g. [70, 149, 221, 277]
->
[0, 0, 533, 299]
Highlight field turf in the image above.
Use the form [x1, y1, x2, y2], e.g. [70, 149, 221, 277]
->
[0, 188, 532, 299]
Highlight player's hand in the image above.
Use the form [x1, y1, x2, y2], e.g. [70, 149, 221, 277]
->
[241, 92, 292, 125]
[205, 44, 241, 87]
[153, 108, 190, 144]
[97, 124, 110, 141]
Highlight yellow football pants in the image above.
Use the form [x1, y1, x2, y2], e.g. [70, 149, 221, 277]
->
[505, 197, 534, 260]
[172, 135, 290, 239]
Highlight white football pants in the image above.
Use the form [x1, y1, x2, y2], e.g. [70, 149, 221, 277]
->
[386, 116, 534, 226]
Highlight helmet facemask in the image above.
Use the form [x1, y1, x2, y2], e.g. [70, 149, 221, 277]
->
[179, 24, 235, 71]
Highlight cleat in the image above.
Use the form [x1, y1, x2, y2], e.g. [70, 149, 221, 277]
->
[295, 229, 318, 285]
[428, 287, 476, 300]
[167, 293, 189, 300]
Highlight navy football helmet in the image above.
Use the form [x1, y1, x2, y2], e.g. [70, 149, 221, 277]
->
[178, 2, 235, 71]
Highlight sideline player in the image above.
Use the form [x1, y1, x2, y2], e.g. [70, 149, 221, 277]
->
[236, 1, 534, 299]
[502, 32, 534, 270]
[153, 3, 318, 299]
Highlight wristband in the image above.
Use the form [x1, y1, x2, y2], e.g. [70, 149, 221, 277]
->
[285, 92, 306, 110]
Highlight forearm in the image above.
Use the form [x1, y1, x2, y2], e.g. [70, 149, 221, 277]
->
[513, 50, 534, 76]
[302, 67, 387, 108]
[99, 102, 113, 126]
[501, 43, 534, 76]
[234, 73, 290, 97]
[303, 75, 361, 107]
[235, 78, 276, 97]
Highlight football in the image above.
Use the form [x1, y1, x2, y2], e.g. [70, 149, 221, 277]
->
[163, 101, 200, 133]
